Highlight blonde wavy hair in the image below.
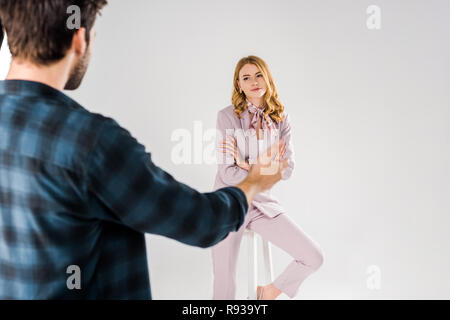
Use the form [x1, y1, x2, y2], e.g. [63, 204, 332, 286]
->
[231, 55, 285, 123]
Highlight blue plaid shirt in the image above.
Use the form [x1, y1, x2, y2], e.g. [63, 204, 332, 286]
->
[0, 80, 248, 299]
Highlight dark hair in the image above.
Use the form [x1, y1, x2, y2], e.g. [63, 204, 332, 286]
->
[0, 17, 4, 51]
[0, 0, 107, 65]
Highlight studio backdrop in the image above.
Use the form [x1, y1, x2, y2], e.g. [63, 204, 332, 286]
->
[1, 0, 449, 299]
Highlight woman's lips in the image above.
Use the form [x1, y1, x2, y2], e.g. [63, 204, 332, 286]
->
[251, 88, 260, 91]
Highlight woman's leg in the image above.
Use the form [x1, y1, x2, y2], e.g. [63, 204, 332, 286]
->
[211, 208, 254, 300]
[247, 213, 324, 299]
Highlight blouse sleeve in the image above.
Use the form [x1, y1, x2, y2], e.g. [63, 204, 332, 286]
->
[215, 110, 249, 186]
[279, 113, 295, 180]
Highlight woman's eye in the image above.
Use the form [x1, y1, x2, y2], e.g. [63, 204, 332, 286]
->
[242, 75, 261, 80]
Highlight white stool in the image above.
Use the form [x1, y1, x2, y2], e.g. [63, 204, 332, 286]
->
[244, 229, 274, 300]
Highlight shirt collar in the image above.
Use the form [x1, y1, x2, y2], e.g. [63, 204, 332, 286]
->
[0, 79, 85, 111]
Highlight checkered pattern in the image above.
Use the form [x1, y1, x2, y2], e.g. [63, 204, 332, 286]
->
[0, 80, 248, 299]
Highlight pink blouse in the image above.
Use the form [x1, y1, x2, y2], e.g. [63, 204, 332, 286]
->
[213, 104, 295, 218]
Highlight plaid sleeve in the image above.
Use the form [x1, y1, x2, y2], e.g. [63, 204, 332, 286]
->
[86, 118, 249, 248]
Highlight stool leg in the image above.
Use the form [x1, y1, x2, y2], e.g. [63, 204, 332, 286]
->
[247, 231, 258, 300]
[262, 238, 274, 284]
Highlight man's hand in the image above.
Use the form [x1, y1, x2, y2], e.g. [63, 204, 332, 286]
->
[235, 139, 288, 207]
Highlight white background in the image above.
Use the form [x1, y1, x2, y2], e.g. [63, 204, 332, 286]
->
[1, 0, 449, 299]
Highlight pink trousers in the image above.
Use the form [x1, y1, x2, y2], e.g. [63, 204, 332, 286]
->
[211, 205, 324, 299]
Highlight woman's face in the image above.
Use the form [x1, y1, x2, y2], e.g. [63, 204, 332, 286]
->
[237, 63, 267, 100]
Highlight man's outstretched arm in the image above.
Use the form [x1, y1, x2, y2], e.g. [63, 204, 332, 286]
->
[86, 118, 249, 248]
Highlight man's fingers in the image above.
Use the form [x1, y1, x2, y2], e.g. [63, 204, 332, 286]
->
[221, 144, 235, 154]
[281, 158, 289, 169]
[222, 146, 236, 155]
[280, 146, 286, 158]
[275, 145, 285, 161]
[256, 139, 285, 165]
[220, 141, 237, 151]
[278, 143, 286, 157]
[225, 135, 236, 145]
[220, 142, 233, 148]
[268, 139, 285, 155]
[221, 136, 236, 147]
[271, 139, 286, 160]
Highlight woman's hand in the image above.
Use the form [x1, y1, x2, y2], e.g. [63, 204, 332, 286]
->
[220, 135, 250, 171]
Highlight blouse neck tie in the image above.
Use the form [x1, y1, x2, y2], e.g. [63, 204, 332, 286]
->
[246, 99, 276, 135]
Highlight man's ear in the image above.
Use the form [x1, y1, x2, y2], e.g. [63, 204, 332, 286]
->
[71, 27, 87, 57]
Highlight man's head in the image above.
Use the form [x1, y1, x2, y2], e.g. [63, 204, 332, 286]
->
[0, 0, 108, 90]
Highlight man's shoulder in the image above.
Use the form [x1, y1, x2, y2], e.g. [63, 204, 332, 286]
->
[86, 111, 134, 141]
[64, 102, 123, 135]
[81, 110, 142, 155]
[57, 104, 118, 142]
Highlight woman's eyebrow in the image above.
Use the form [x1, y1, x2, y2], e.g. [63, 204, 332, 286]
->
[242, 72, 262, 77]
